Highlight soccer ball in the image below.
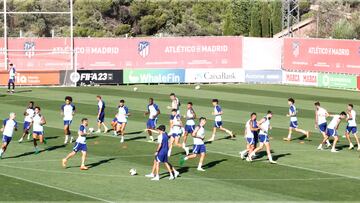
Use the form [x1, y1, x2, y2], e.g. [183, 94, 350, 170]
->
[129, 168, 137, 176]
[195, 85, 201, 90]
[133, 87, 138, 92]
[88, 128, 94, 133]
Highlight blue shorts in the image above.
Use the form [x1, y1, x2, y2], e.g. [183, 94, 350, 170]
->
[171, 133, 181, 138]
[185, 125, 195, 133]
[193, 144, 206, 154]
[246, 137, 255, 145]
[214, 121, 223, 128]
[23, 121, 31, 130]
[73, 142, 87, 152]
[112, 118, 117, 123]
[2, 135, 12, 144]
[346, 126, 357, 134]
[33, 131, 43, 136]
[259, 134, 269, 143]
[8, 79, 14, 83]
[318, 123, 327, 133]
[64, 120, 72, 126]
[117, 121, 127, 125]
[252, 131, 259, 144]
[98, 112, 105, 123]
[326, 128, 337, 137]
[147, 118, 157, 129]
[290, 121, 298, 128]
[156, 153, 168, 163]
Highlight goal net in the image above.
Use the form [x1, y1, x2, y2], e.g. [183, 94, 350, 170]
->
[1, 48, 77, 87]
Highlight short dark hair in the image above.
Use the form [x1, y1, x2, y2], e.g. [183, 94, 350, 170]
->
[96, 95, 101, 99]
[314, 101, 320, 106]
[340, 111, 347, 116]
[149, 98, 154, 102]
[29, 101, 34, 105]
[188, 102, 193, 105]
[120, 99, 125, 103]
[170, 93, 175, 96]
[171, 109, 177, 112]
[157, 125, 166, 131]
[35, 106, 41, 110]
[9, 63, 13, 66]
[288, 98, 295, 104]
[267, 110, 272, 114]
[65, 96, 73, 102]
[81, 118, 88, 122]
[251, 112, 257, 117]
[349, 104, 354, 108]
[199, 117, 206, 121]
[212, 99, 219, 103]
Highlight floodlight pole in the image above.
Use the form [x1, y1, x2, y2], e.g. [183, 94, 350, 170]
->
[3, 0, 7, 70]
[70, 0, 74, 72]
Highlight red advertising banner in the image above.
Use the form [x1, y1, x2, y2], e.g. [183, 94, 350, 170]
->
[0, 37, 242, 71]
[73, 37, 242, 69]
[0, 38, 71, 71]
[0, 71, 60, 85]
[284, 38, 360, 74]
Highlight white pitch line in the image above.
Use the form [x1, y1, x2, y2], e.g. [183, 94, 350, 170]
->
[207, 150, 360, 181]
[0, 171, 113, 203]
[0, 164, 344, 182]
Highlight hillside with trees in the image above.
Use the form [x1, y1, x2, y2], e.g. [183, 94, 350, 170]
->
[0, 0, 359, 39]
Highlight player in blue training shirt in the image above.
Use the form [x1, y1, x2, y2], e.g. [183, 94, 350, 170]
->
[180, 117, 207, 171]
[32, 107, 47, 154]
[240, 113, 259, 160]
[96, 95, 108, 133]
[61, 96, 76, 144]
[18, 101, 35, 143]
[284, 98, 310, 141]
[168, 109, 189, 157]
[182, 102, 196, 149]
[144, 98, 160, 142]
[116, 99, 130, 143]
[7, 63, 16, 93]
[145, 125, 179, 181]
[208, 99, 234, 142]
[0, 113, 18, 158]
[248, 111, 276, 164]
[62, 118, 90, 170]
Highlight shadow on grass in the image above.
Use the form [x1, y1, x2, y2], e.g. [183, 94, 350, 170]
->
[126, 136, 147, 141]
[203, 159, 227, 169]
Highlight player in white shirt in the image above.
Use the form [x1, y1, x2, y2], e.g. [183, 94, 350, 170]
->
[96, 95, 108, 133]
[168, 109, 190, 157]
[0, 113, 17, 158]
[344, 104, 360, 150]
[18, 101, 35, 143]
[248, 111, 276, 164]
[61, 96, 76, 144]
[167, 93, 180, 114]
[240, 113, 259, 160]
[7, 63, 16, 93]
[318, 112, 347, 152]
[180, 117, 207, 171]
[208, 99, 234, 142]
[314, 102, 331, 148]
[182, 102, 196, 148]
[144, 98, 160, 142]
[62, 118, 90, 170]
[116, 99, 130, 143]
[284, 98, 310, 141]
[32, 107, 47, 154]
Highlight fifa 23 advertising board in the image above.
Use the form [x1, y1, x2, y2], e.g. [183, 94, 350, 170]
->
[284, 38, 360, 74]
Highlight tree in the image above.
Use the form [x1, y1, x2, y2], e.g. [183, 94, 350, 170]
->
[331, 19, 356, 39]
[250, 1, 261, 37]
[230, 0, 251, 36]
[271, 0, 282, 35]
[260, 1, 271, 37]
[223, 11, 235, 35]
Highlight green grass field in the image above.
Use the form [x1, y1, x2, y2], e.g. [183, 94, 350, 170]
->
[0, 84, 359, 202]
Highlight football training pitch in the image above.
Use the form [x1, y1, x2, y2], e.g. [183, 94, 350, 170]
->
[0, 84, 359, 202]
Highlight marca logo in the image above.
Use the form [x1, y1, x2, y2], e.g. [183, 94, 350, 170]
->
[302, 75, 317, 83]
[24, 41, 35, 59]
[138, 41, 150, 58]
[292, 41, 300, 58]
[286, 74, 300, 82]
